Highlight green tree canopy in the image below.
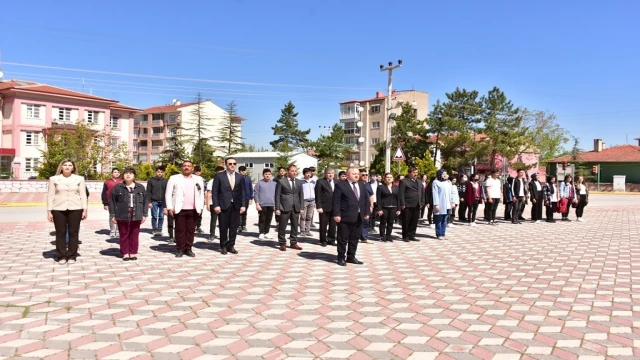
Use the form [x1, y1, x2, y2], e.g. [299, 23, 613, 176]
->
[312, 123, 349, 172]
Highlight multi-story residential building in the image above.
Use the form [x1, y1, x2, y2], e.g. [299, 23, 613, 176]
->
[134, 99, 244, 164]
[339, 90, 429, 168]
[0, 79, 139, 179]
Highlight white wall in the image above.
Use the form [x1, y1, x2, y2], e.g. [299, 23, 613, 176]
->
[179, 101, 242, 157]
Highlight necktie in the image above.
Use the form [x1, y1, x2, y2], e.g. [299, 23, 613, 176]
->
[352, 182, 359, 200]
[229, 172, 235, 190]
[291, 179, 295, 190]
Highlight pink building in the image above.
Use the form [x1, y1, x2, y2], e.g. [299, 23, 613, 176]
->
[0, 80, 139, 179]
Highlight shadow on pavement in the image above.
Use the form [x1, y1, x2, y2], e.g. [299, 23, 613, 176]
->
[250, 239, 279, 249]
[99, 248, 121, 258]
[150, 244, 177, 254]
[42, 249, 57, 259]
[193, 241, 221, 252]
[297, 251, 336, 264]
[94, 229, 110, 235]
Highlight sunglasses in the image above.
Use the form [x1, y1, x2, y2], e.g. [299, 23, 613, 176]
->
[228, 162, 237, 165]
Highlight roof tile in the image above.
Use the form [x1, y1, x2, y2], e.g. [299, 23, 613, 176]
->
[547, 145, 640, 163]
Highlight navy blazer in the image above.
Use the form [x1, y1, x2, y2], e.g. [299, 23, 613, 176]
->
[211, 171, 247, 210]
[332, 180, 370, 224]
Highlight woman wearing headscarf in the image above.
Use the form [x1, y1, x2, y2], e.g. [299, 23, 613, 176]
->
[457, 174, 468, 223]
[464, 173, 482, 226]
[503, 175, 514, 221]
[432, 169, 455, 240]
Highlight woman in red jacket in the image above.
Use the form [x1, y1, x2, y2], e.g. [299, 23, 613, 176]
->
[464, 173, 483, 226]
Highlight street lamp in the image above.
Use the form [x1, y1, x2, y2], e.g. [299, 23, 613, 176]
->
[380, 60, 402, 174]
[356, 116, 365, 167]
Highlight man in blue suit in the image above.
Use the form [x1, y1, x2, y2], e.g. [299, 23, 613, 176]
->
[333, 167, 370, 266]
[212, 157, 247, 255]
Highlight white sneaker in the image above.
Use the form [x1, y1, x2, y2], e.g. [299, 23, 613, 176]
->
[263, 234, 272, 239]
[577, 218, 584, 222]
[258, 234, 265, 240]
[449, 224, 457, 228]
[109, 231, 115, 238]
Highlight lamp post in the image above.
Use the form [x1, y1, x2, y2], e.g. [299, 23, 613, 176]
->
[380, 60, 402, 174]
[356, 112, 365, 167]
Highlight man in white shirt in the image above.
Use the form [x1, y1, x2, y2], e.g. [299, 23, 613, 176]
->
[205, 166, 225, 241]
[510, 169, 528, 224]
[165, 161, 205, 258]
[484, 169, 502, 225]
[300, 168, 316, 236]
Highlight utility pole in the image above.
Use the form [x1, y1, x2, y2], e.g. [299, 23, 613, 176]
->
[380, 60, 402, 174]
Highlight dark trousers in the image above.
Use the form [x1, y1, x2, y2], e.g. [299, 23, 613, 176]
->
[240, 212, 247, 228]
[258, 206, 275, 234]
[448, 205, 457, 224]
[52, 209, 82, 259]
[174, 209, 197, 251]
[562, 198, 573, 218]
[319, 210, 336, 243]
[117, 209, 141, 255]
[219, 203, 241, 248]
[458, 201, 467, 222]
[379, 207, 397, 237]
[488, 199, 500, 222]
[209, 205, 218, 236]
[466, 203, 479, 223]
[426, 205, 433, 224]
[278, 211, 300, 245]
[369, 203, 377, 229]
[546, 202, 556, 220]
[511, 197, 525, 222]
[167, 213, 174, 238]
[576, 194, 587, 217]
[337, 217, 362, 260]
[531, 196, 544, 221]
[401, 205, 420, 239]
[504, 202, 513, 220]
[196, 212, 203, 229]
[419, 204, 426, 218]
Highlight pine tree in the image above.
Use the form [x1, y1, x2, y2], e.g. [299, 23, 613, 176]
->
[215, 101, 244, 156]
[182, 92, 213, 167]
[312, 123, 349, 171]
[160, 129, 188, 167]
[270, 101, 310, 166]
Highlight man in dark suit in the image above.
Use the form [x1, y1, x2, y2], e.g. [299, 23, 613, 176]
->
[398, 167, 424, 242]
[211, 157, 247, 255]
[333, 167, 370, 266]
[511, 169, 528, 224]
[315, 167, 336, 247]
[275, 164, 305, 251]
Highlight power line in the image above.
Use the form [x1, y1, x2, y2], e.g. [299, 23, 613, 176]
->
[4, 62, 379, 91]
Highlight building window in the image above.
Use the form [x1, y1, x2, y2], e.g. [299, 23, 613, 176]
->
[168, 114, 176, 123]
[151, 154, 160, 161]
[86, 110, 100, 124]
[26, 104, 41, 119]
[371, 153, 376, 161]
[167, 127, 176, 137]
[412, 109, 418, 118]
[372, 121, 380, 129]
[343, 122, 361, 135]
[264, 163, 274, 168]
[57, 108, 72, 122]
[244, 163, 254, 168]
[371, 104, 381, 114]
[110, 161, 117, 171]
[25, 131, 40, 146]
[345, 137, 358, 145]
[152, 127, 163, 137]
[24, 158, 40, 172]
[371, 138, 380, 145]
[110, 116, 119, 128]
[349, 154, 359, 161]
[110, 137, 119, 148]
[152, 114, 164, 121]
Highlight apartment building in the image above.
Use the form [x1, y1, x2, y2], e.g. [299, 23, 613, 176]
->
[134, 99, 244, 164]
[339, 89, 429, 168]
[0, 79, 138, 179]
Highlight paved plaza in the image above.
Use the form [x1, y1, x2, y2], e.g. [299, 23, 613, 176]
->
[0, 194, 638, 359]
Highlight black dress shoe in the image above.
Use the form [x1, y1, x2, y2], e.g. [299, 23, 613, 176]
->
[228, 247, 238, 254]
[337, 259, 346, 266]
[221, 248, 228, 255]
[320, 241, 327, 247]
[403, 238, 410, 242]
[131, 256, 137, 261]
[185, 249, 195, 257]
[347, 258, 364, 265]
[409, 237, 419, 241]
[175, 251, 184, 258]
[123, 257, 130, 261]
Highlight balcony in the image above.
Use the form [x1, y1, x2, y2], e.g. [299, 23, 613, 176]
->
[167, 117, 179, 125]
[140, 120, 149, 126]
[139, 146, 148, 151]
[151, 133, 164, 138]
[139, 133, 148, 138]
[152, 119, 162, 125]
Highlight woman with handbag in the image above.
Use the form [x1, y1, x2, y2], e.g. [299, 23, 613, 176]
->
[574, 176, 589, 222]
[559, 175, 576, 221]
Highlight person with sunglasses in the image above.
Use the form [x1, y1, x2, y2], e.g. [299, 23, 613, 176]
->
[211, 157, 247, 255]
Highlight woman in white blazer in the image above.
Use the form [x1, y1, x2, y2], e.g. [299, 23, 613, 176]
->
[47, 159, 88, 264]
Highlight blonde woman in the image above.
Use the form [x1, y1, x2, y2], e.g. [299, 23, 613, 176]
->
[47, 159, 88, 264]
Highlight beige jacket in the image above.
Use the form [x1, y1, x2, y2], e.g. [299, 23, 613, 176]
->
[47, 174, 88, 211]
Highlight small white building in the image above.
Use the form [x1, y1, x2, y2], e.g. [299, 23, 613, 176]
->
[231, 151, 318, 182]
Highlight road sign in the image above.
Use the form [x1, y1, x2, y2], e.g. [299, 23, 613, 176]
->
[393, 146, 406, 161]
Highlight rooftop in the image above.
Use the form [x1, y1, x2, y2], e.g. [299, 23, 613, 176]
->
[0, 79, 140, 111]
[547, 144, 640, 163]
[339, 89, 428, 105]
[232, 151, 316, 159]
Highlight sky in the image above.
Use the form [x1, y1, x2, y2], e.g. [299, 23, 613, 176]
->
[1, 0, 639, 151]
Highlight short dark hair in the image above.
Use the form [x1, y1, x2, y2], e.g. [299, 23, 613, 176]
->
[239, 166, 247, 171]
[225, 157, 236, 165]
[309, 166, 316, 171]
[262, 168, 272, 174]
[278, 166, 286, 171]
[491, 169, 500, 174]
[193, 166, 202, 172]
[155, 166, 164, 172]
[338, 171, 346, 177]
[123, 167, 136, 176]
[215, 166, 224, 172]
[182, 160, 193, 166]
[303, 168, 311, 175]
[409, 167, 418, 173]
[287, 164, 297, 170]
[517, 168, 525, 173]
[111, 168, 120, 173]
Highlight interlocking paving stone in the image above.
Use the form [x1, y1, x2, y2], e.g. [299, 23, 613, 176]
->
[0, 197, 638, 358]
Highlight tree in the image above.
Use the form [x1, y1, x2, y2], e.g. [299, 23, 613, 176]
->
[568, 136, 592, 181]
[192, 138, 218, 171]
[388, 102, 430, 168]
[241, 143, 269, 152]
[38, 122, 101, 179]
[312, 123, 349, 171]
[163, 163, 181, 178]
[215, 101, 243, 156]
[133, 163, 155, 181]
[520, 109, 569, 161]
[270, 101, 310, 167]
[160, 129, 188, 167]
[182, 93, 213, 167]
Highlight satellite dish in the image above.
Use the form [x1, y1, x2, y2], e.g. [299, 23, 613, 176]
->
[0, 70, 4, 79]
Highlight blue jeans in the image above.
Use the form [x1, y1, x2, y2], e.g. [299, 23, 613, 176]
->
[434, 214, 448, 237]
[151, 201, 165, 230]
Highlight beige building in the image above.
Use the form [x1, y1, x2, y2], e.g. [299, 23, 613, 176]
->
[339, 89, 429, 168]
[133, 99, 244, 164]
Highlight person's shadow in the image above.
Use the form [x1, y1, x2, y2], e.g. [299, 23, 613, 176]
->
[297, 251, 336, 264]
[193, 241, 221, 252]
[150, 244, 178, 254]
[99, 248, 121, 258]
[42, 249, 57, 259]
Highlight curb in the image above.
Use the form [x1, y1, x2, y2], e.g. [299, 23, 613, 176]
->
[0, 201, 103, 207]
